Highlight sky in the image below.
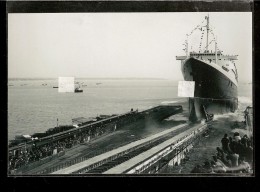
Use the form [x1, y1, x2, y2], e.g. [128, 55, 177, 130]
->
[8, 12, 252, 82]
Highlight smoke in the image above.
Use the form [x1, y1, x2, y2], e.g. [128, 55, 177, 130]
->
[212, 96, 252, 122]
[144, 119, 160, 132]
[161, 101, 178, 104]
[213, 112, 239, 121]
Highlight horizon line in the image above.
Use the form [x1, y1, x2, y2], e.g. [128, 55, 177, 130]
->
[8, 77, 172, 80]
[7, 77, 252, 83]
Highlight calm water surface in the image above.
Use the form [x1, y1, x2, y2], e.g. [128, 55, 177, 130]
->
[8, 79, 252, 141]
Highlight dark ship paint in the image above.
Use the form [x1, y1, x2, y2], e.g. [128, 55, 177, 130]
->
[176, 15, 238, 121]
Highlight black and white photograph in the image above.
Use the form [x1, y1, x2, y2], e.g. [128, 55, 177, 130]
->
[7, 1, 253, 176]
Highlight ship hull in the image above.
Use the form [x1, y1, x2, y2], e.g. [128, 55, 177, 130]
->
[181, 57, 238, 121]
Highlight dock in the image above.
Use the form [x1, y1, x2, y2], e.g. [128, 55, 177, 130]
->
[9, 105, 184, 175]
[105, 124, 206, 174]
[52, 122, 207, 174]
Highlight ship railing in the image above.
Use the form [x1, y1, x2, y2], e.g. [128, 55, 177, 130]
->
[176, 56, 187, 60]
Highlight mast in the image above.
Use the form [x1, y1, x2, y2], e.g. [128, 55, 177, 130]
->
[215, 36, 217, 65]
[186, 34, 189, 57]
[206, 15, 209, 52]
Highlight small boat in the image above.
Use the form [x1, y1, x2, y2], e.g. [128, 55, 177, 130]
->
[53, 86, 59, 88]
[75, 87, 83, 93]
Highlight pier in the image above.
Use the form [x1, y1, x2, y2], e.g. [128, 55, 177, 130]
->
[52, 123, 207, 174]
[9, 105, 184, 174]
[9, 104, 252, 175]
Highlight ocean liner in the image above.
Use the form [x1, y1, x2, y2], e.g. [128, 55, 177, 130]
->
[176, 15, 238, 121]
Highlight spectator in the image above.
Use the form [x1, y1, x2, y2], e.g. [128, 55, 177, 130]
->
[234, 132, 241, 142]
[229, 137, 235, 153]
[241, 134, 248, 147]
[226, 152, 239, 167]
[201, 161, 213, 173]
[221, 134, 230, 153]
[191, 164, 203, 173]
[236, 140, 247, 161]
[212, 155, 227, 173]
[216, 147, 231, 167]
[238, 157, 250, 173]
[245, 144, 253, 163]
[190, 131, 253, 175]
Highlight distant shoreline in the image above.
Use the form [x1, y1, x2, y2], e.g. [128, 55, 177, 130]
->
[8, 77, 169, 81]
[8, 78, 252, 84]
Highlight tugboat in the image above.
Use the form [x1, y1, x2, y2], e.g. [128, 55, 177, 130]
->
[74, 83, 83, 93]
[176, 15, 238, 121]
[75, 87, 83, 93]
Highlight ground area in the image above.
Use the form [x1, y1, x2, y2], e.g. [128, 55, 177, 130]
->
[162, 113, 253, 176]
[21, 101, 253, 176]
[23, 103, 189, 174]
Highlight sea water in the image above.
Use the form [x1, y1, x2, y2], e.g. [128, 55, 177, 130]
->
[7, 79, 252, 141]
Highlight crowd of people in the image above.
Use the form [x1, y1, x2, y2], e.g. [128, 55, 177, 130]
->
[9, 111, 139, 172]
[8, 124, 110, 171]
[191, 132, 253, 174]
[9, 109, 147, 171]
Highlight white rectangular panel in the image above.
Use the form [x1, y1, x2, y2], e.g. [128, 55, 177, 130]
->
[58, 77, 75, 93]
[178, 81, 195, 97]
